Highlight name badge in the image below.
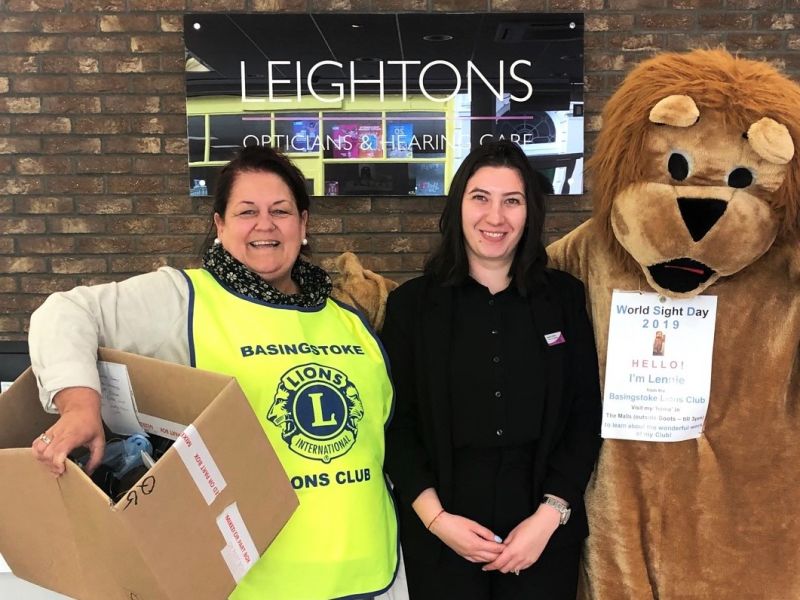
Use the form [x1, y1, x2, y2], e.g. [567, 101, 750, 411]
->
[544, 331, 565, 346]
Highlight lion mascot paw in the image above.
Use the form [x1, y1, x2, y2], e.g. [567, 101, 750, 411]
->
[548, 49, 800, 599]
[331, 252, 398, 331]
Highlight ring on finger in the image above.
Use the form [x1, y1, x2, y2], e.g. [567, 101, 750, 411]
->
[513, 569, 520, 576]
[39, 432, 53, 446]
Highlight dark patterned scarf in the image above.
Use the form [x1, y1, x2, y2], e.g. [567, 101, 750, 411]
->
[203, 242, 331, 308]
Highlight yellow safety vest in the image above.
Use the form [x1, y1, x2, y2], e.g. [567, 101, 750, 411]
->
[184, 269, 398, 600]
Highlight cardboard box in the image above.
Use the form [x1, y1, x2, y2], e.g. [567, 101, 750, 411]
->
[0, 348, 298, 600]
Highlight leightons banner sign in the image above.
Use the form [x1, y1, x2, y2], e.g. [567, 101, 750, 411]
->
[238, 59, 537, 104]
[184, 13, 584, 197]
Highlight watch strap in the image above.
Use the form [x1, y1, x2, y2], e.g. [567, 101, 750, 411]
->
[542, 494, 571, 525]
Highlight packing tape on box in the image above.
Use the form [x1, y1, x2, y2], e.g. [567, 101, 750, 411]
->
[137, 412, 186, 440]
[217, 502, 259, 583]
[174, 424, 227, 505]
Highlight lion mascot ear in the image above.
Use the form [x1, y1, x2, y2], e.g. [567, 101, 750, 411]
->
[330, 252, 398, 331]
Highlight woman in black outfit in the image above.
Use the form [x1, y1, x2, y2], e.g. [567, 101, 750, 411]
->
[382, 141, 602, 600]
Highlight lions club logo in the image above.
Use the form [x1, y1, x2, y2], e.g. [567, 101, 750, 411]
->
[267, 363, 364, 463]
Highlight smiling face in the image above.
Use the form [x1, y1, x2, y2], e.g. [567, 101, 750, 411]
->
[214, 170, 308, 294]
[461, 165, 527, 273]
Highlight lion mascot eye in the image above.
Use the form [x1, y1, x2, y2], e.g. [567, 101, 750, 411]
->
[727, 167, 753, 188]
[668, 152, 690, 181]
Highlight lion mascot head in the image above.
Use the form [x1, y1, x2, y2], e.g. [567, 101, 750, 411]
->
[590, 48, 800, 297]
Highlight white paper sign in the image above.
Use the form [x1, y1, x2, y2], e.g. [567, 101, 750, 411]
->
[602, 290, 717, 442]
[97, 361, 145, 436]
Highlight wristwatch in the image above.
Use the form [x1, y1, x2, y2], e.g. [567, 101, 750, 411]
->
[542, 494, 571, 525]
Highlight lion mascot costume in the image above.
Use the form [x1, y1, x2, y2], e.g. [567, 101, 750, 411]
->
[331, 251, 398, 331]
[548, 49, 800, 598]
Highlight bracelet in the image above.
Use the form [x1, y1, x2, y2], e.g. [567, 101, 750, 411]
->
[426, 509, 445, 530]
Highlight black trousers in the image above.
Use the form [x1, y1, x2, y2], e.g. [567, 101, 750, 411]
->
[403, 446, 581, 600]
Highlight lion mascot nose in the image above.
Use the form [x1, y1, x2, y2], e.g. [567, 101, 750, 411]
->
[676, 197, 727, 241]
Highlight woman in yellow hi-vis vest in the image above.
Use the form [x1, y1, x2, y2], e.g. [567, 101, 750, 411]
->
[29, 146, 404, 600]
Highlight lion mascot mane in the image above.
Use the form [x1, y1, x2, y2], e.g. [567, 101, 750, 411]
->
[548, 49, 800, 599]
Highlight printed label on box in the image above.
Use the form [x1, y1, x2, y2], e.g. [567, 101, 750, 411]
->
[174, 424, 227, 505]
[137, 413, 187, 441]
[217, 502, 259, 583]
[220, 544, 247, 583]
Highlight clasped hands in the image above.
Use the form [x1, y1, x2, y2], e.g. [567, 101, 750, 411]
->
[429, 505, 560, 575]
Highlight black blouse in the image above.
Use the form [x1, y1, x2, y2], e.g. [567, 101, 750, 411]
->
[449, 277, 544, 449]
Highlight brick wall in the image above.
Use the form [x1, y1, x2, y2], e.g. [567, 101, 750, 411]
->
[1, 0, 798, 340]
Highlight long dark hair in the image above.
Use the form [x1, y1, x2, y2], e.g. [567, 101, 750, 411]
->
[202, 145, 311, 255]
[425, 140, 549, 295]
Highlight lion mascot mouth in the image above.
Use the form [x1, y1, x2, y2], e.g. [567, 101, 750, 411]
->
[647, 257, 715, 293]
